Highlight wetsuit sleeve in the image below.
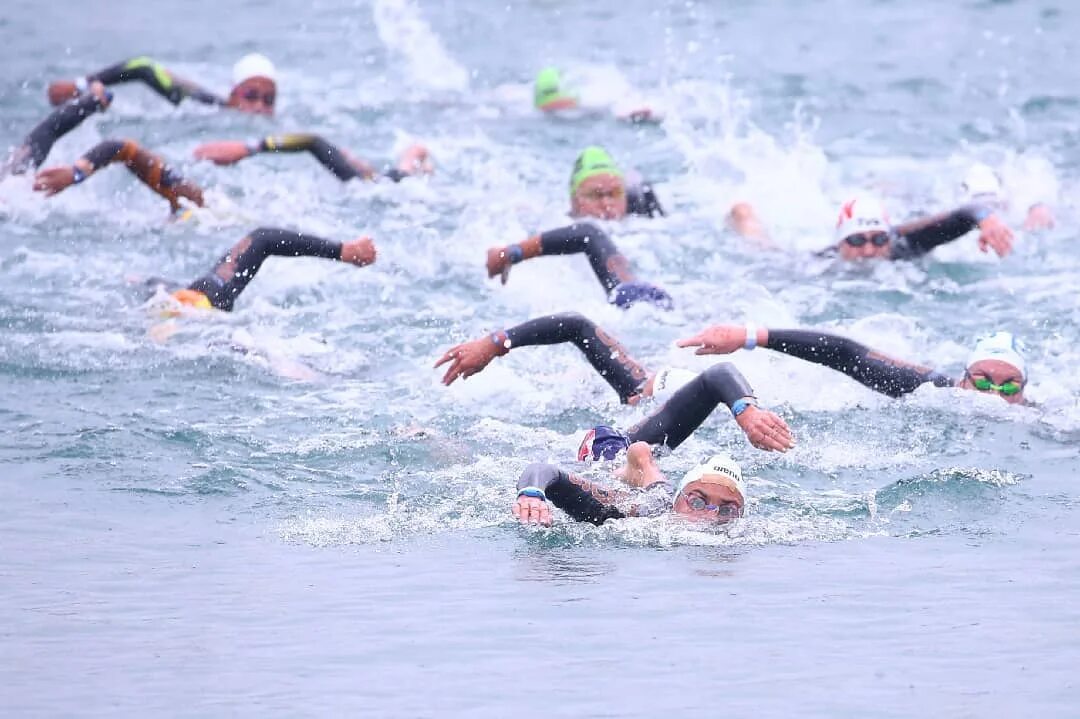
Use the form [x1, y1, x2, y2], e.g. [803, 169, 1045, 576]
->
[77, 139, 188, 207]
[536, 222, 635, 292]
[87, 57, 224, 106]
[10, 93, 109, 173]
[626, 182, 665, 217]
[253, 134, 369, 181]
[889, 205, 984, 260]
[517, 463, 628, 525]
[764, 329, 954, 397]
[503, 312, 649, 403]
[627, 363, 754, 449]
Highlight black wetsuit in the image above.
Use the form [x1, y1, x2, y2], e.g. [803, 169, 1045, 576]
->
[523, 223, 635, 294]
[250, 134, 409, 182]
[501, 312, 649, 403]
[763, 329, 954, 397]
[187, 227, 343, 311]
[7, 92, 110, 173]
[516, 463, 671, 525]
[87, 57, 225, 106]
[818, 205, 990, 260]
[626, 182, 664, 218]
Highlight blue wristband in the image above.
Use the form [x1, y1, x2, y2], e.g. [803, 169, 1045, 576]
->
[731, 398, 757, 418]
[517, 487, 547, 501]
[71, 166, 86, 184]
[508, 245, 524, 263]
[970, 205, 993, 223]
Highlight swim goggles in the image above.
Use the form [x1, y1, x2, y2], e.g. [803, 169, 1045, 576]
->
[966, 372, 1024, 396]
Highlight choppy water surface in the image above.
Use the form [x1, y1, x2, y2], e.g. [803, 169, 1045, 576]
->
[2, 0, 1079, 715]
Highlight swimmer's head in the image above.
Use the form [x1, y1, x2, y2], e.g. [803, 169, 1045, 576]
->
[610, 280, 674, 311]
[570, 146, 628, 220]
[960, 331, 1027, 404]
[672, 454, 746, 523]
[835, 194, 893, 261]
[229, 53, 277, 115]
[648, 367, 697, 403]
[158, 289, 213, 318]
[961, 163, 1004, 209]
[534, 67, 578, 111]
[577, 425, 631, 462]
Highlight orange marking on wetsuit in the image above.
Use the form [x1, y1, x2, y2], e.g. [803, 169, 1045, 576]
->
[170, 289, 212, 308]
[866, 350, 933, 375]
[215, 236, 253, 282]
[605, 254, 634, 283]
[594, 326, 649, 382]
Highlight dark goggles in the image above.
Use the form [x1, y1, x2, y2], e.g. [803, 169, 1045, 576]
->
[844, 231, 891, 248]
[685, 493, 742, 519]
[242, 88, 275, 107]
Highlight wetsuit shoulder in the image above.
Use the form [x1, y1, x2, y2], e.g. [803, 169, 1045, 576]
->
[626, 181, 665, 217]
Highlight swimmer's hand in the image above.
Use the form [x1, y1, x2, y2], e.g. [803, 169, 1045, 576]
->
[396, 143, 435, 176]
[1023, 203, 1055, 232]
[486, 246, 513, 285]
[676, 325, 748, 355]
[168, 178, 206, 212]
[736, 405, 795, 452]
[33, 166, 76, 196]
[976, 214, 1013, 257]
[47, 80, 79, 106]
[434, 336, 506, 385]
[193, 141, 252, 166]
[340, 237, 378, 267]
[512, 495, 552, 527]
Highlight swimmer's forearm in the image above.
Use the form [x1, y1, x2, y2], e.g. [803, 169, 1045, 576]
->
[78, 140, 191, 207]
[256, 134, 374, 181]
[537, 222, 607, 255]
[516, 463, 566, 493]
[893, 205, 983, 256]
[88, 57, 188, 105]
[15, 93, 109, 173]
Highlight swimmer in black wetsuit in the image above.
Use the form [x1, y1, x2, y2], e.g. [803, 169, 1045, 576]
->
[484, 223, 672, 310]
[191, 134, 434, 182]
[3, 84, 113, 176]
[677, 323, 1029, 405]
[46, 53, 279, 115]
[435, 313, 795, 453]
[513, 444, 746, 527]
[147, 227, 376, 314]
[33, 139, 205, 214]
[727, 193, 1014, 261]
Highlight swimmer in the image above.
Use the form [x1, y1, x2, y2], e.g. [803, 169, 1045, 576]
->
[513, 444, 746, 527]
[563, 146, 664, 220]
[678, 324, 1028, 405]
[533, 67, 660, 124]
[484, 222, 672, 310]
[728, 193, 1014, 261]
[144, 227, 376, 314]
[436, 313, 794, 453]
[33, 139, 205, 214]
[46, 53, 279, 115]
[192, 134, 434, 182]
[3, 83, 113, 175]
[960, 162, 1054, 232]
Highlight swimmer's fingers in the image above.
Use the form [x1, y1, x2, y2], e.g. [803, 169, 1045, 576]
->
[433, 346, 459, 370]
[675, 333, 706, 349]
[977, 216, 1014, 257]
[32, 167, 74, 196]
[676, 325, 744, 355]
[513, 497, 551, 526]
[193, 141, 251, 166]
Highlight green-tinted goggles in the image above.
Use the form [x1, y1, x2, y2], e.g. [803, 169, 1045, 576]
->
[967, 373, 1024, 396]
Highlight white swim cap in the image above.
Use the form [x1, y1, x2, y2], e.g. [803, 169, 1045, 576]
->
[966, 331, 1026, 380]
[232, 53, 277, 86]
[650, 367, 697, 403]
[835, 194, 890, 241]
[961, 163, 1003, 205]
[674, 453, 746, 506]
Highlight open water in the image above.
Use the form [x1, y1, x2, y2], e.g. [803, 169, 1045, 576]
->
[1, 0, 1078, 716]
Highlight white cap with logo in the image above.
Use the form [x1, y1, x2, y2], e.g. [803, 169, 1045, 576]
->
[835, 194, 890, 241]
[674, 453, 746, 506]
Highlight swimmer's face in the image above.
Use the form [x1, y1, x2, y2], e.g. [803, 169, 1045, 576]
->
[959, 359, 1026, 405]
[229, 77, 276, 115]
[673, 478, 744, 523]
[838, 231, 892, 261]
[572, 174, 628, 221]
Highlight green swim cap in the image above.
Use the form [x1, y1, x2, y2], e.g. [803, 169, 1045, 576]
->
[570, 146, 623, 195]
[534, 67, 575, 109]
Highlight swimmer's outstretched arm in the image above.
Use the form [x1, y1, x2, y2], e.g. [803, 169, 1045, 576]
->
[626, 362, 794, 452]
[678, 324, 954, 398]
[485, 222, 633, 291]
[193, 135, 433, 182]
[33, 139, 204, 213]
[892, 204, 1012, 259]
[47, 57, 222, 107]
[4, 89, 112, 175]
[187, 228, 376, 311]
[513, 462, 635, 526]
[434, 312, 649, 402]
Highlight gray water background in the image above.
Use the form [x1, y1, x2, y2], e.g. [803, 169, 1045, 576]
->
[1, 0, 1079, 715]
